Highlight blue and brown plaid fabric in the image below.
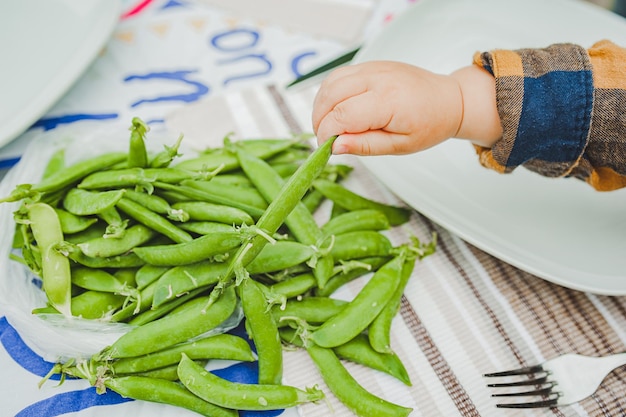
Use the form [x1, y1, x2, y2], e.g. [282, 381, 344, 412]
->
[473, 40, 626, 191]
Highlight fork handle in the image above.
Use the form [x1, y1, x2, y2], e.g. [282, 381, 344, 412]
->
[602, 352, 626, 372]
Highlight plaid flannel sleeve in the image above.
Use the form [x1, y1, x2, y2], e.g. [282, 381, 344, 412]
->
[473, 40, 626, 191]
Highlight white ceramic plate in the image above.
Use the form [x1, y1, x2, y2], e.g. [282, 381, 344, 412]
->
[355, 0, 626, 295]
[0, 0, 120, 152]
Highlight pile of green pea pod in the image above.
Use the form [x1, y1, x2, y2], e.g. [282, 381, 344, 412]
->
[1, 117, 436, 417]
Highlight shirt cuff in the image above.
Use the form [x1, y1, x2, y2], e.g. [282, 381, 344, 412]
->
[473, 43, 594, 178]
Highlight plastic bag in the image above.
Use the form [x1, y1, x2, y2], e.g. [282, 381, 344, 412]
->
[0, 122, 242, 362]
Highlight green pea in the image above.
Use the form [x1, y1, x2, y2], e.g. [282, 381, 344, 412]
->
[127, 117, 149, 168]
[330, 231, 392, 261]
[54, 208, 98, 234]
[312, 178, 412, 226]
[31, 151, 127, 193]
[306, 343, 412, 417]
[128, 288, 205, 326]
[109, 333, 254, 374]
[176, 138, 302, 172]
[64, 247, 146, 269]
[238, 279, 282, 385]
[155, 181, 266, 219]
[171, 201, 253, 225]
[77, 224, 156, 258]
[183, 178, 268, 209]
[209, 136, 337, 305]
[177, 221, 237, 235]
[133, 231, 243, 266]
[177, 353, 325, 411]
[315, 256, 390, 297]
[27, 202, 72, 316]
[101, 287, 237, 359]
[280, 329, 411, 386]
[63, 188, 126, 216]
[321, 209, 390, 236]
[272, 296, 347, 327]
[33, 290, 125, 320]
[71, 267, 135, 295]
[149, 132, 183, 168]
[104, 376, 237, 417]
[135, 264, 170, 290]
[123, 189, 189, 222]
[311, 254, 405, 348]
[116, 197, 192, 244]
[268, 272, 317, 299]
[236, 147, 334, 289]
[41, 148, 66, 179]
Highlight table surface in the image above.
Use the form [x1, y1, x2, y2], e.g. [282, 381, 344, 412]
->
[2, 1, 626, 417]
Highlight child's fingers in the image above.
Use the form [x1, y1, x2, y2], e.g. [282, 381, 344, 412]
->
[332, 131, 415, 156]
[314, 90, 394, 145]
[312, 68, 370, 132]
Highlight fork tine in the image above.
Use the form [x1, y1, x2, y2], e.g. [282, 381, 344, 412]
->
[483, 364, 544, 377]
[491, 385, 555, 398]
[486, 375, 550, 388]
[495, 397, 560, 409]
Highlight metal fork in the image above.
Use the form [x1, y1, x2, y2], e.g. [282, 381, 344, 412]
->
[484, 352, 626, 408]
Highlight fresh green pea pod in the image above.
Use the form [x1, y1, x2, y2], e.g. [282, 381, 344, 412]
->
[279, 329, 411, 386]
[183, 179, 268, 209]
[64, 223, 108, 244]
[135, 264, 170, 290]
[101, 287, 237, 359]
[27, 202, 72, 316]
[63, 188, 126, 216]
[127, 117, 149, 168]
[110, 280, 157, 322]
[77, 224, 156, 258]
[330, 231, 392, 261]
[151, 262, 228, 308]
[238, 279, 282, 385]
[97, 206, 128, 238]
[33, 290, 125, 320]
[311, 254, 405, 348]
[32, 152, 127, 193]
[208, 136, 337, 305]
[177, 221, 237, 235]
[208, 173, 254, 187]
[316, 256, 390, 297]
[104, 376, 237, 417]
[306, 343, 412, 417]
[268, 272, 317, 299]
[54, 208, 98, 234]
[154, 181, 266, 219]
[133, 231, 243, 266]
[151, 240, 314, 307]
[368, 253, 417, 354]
[109, 333, 254, 374]
[171, 201, 253, 225]
[312, 178, 412, 226]
[130, 360, 207, 381]
[236, 147, 334, 289]
[116, 197, 192, 244]
[42, 148, 66, 179]
[176, 138, 302, 172]
[64, 245, 146, 269]
[70, 267, 137, 298]
[178, 353, 324, 411]
[123, 189, 189, 222]
[149, 132, 183, 168]
[321, 209, 391, 236]
[272, 296, 347, 327]
[128, 288, 209, 326]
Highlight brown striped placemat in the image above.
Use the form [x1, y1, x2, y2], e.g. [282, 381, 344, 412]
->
[166, 83, 626, 417]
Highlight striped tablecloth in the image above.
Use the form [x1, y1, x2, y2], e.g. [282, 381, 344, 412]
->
[2, 0, 626, 416]
[166, 84, 626, 417]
